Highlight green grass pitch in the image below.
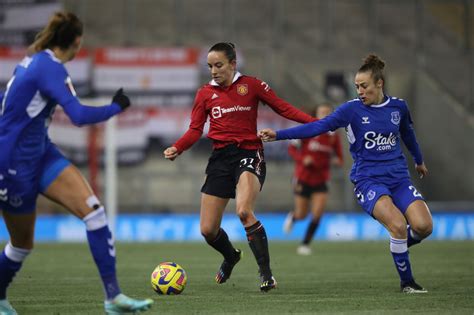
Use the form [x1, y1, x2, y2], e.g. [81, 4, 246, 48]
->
[5, 241, 474, 314]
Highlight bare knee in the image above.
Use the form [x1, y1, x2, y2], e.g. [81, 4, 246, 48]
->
[200, 226, 218, 241]
[387, 220, 408, 239]
[411, 220, 433, 239]
[236, 206, 255, 226]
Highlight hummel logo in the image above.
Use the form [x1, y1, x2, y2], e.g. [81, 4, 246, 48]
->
[107, 237, 116, 257]
[211, 93, 219, 100]
[397, 261, 407, 271]
[0, 188, 7, 202]
[362, 117, 370, 124]
[107, 237, 114, 246]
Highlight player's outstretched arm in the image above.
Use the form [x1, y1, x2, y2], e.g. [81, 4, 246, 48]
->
[164, 146, 179, 161]
[258, 129, 277, 142]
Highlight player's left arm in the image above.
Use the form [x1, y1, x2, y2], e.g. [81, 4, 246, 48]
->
[38, 62, 121, 126]
[399, 103, 427, 178]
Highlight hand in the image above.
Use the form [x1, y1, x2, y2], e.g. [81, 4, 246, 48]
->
[112, 88, 131, 111]
[164, 146, 179, 161]
[415, 163, 428, 179]
[258, 128, 277, 142]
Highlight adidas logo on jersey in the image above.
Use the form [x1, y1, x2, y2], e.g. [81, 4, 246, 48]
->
[211, 93, 219, 100]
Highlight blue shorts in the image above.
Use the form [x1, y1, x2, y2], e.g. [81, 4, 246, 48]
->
[0, 143, 70, 214]
[354, 178, 424, 216]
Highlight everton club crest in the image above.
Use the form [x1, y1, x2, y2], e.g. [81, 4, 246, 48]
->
[390, 111, 400, 125]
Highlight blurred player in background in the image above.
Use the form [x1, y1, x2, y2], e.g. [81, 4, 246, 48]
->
[164, 42, 314, 292]
[0, 12, 153, 314]
[259, 54, 432, 294]
[283, 104, 343, 255]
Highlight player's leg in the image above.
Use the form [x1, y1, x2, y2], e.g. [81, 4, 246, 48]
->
[42, 164, 153, 313]
[283, 182, 310, 234]
[392, 182, 432, 247]
[298, 188, 328, 255]
[372, 195, 426, 293]
[405, 200, 432, 247]
[200, 193, 241, 284]
[236, 171, 276, 292]
[0, 211, 35, 315]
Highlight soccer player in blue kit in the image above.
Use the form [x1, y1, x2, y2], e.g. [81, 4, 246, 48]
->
[259, 54, 433, 294]
[0, 12, 153, 314]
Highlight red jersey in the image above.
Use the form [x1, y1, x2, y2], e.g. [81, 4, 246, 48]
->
[173, 72, 314, 153]
[288, 131, 343, 186]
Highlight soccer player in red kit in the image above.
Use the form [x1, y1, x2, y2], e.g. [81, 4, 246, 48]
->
[283, 104, 344, 255]
[164, 42, 314, 292]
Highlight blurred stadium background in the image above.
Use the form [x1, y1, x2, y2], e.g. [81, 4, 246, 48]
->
[0, 0, 473, 242]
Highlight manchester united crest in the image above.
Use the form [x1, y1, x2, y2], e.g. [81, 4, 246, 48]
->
[237, 84, 248, 96]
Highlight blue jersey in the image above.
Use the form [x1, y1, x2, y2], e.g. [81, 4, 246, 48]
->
[0, 49, 121, 172]
[276, 96, 423, 184]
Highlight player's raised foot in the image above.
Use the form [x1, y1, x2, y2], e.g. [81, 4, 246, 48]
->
[104, 294, 154, 314]
[260, 276, 277, 292]
[297, 244, 312, 256]
[0, 299, 17, 315]
[216, 249, 242, 284]
[401, 280, 428, 294]
[283, 212, 294, 234]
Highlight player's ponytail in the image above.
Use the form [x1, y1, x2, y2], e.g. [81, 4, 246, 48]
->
[28, 11, 83, 54]
[209, 42, 237, 63]
[358, 54, 385, 85]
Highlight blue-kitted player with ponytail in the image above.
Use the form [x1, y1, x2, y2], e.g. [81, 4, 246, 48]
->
[259, 54, 433, 294]
[0, 11, 153, 314]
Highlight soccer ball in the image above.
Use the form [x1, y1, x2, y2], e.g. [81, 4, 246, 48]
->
[151, 262, 187, 295]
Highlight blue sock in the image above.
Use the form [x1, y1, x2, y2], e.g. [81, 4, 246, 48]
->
[390, 237, 413, 284]
[0, 244, 30, 300]
[86, 225, 121, 300]
[407, 226, 422, 248]
[0, 252, 21, 300]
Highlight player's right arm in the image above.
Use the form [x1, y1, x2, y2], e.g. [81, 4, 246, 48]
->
[164, 89, 208, 160]
[38, 59, 126, 126]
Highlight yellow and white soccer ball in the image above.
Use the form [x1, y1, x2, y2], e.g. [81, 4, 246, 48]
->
[151, 262, 187, 295]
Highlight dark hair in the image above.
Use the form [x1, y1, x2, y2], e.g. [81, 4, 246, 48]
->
[208, 42, 237, 62]
[30, 11, 83, 53]
[358, 54, 385, 85]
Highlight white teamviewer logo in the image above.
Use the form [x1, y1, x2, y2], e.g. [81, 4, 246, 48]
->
[211, 105, 252, 119]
